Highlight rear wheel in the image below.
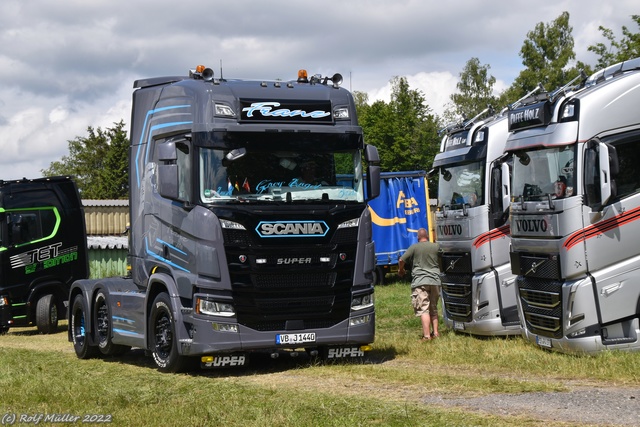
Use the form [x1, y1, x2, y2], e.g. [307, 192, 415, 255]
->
[148, 293, 191, 373]
[94, 291, 130, 356]
[70, 294, 98, 359]
[36, 294, 58, 334]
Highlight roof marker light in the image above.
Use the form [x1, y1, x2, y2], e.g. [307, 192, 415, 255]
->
[298, 69, 309, 83]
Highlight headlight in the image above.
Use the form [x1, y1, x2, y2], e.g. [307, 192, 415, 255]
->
[0, 296, 8, 307]
[334, 107, 349, 119]
[351, 293, 374, 311]
[215, 103, 235, 117]
[220, 219, 246, 230]
[196, 298, 235, 317]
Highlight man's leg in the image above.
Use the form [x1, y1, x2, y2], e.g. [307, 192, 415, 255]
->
[421, 313, 431, 339]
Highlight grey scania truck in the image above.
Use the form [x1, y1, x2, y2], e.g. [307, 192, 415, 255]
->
[431, 109, 520, 336]
[68, 66, 381, 371]
[504, 57, 640, 354]
[1, 176, 88, 334]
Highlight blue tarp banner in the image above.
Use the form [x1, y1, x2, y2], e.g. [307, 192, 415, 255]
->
[367, 171, 429, 266]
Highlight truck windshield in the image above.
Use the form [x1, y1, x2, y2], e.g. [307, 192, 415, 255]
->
[438, 161, 484, 209]
[199, 148, 364, 203]
[512, 145, 575, 201]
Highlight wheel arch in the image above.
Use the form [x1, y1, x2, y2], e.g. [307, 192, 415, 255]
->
[145, 271, 179, 349]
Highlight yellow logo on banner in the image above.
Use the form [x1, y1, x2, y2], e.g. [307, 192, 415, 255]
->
[396, 191, 421, 215]
[369, 191, 422, 227]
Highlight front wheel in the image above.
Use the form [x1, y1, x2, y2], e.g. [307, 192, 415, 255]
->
[148, 293, 191, 373]
[36, 294, 58, 334]
[70, 294, 98, 359]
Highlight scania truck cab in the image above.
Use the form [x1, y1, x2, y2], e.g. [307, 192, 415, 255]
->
[431, 109, 519, 336]
[505, 57, 640, 354]
[0, 176, 88, 334]
[68, 66, 380, 371]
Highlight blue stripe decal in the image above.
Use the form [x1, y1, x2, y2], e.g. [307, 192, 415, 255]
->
[156, 238, 188, 255]
[134, 104, 192, 188]
[144, 237, 190, 273]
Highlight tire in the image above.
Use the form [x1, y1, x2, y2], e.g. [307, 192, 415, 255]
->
[94, 291, 130, 356]
[373, 266, 386, 285]
[36, 294, 58, 334]
[148, 293, 191, 373]
[70, 294, 98, 359]
[0, 327, 9, 335]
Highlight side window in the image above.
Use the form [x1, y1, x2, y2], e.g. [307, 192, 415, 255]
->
[7, 208, 58, 246]
[176, 143, 191, 202]
[610, 135, 640, 200]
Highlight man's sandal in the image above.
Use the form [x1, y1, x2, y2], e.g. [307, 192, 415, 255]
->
[420, 335, 431, 342]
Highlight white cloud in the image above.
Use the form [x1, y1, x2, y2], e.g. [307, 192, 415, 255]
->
[0, 0, 638, 180]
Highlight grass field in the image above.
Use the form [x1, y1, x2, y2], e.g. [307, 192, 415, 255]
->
[1, 280, 639, 426]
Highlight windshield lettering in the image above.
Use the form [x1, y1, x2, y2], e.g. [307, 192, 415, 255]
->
[242, 102, 330, 119]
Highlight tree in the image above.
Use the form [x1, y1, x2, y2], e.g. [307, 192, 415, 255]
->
[43, 121, 129, 199]
[501, 12, 581, 104]
[447, 58, 498, 123]
[588, 15, 640, 69]
[355, 77, 440, 174]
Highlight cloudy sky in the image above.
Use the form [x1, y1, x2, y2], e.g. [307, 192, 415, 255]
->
[0, 1, 637, 181]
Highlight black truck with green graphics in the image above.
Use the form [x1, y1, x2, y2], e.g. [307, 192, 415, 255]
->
[0, 176, 89, 334]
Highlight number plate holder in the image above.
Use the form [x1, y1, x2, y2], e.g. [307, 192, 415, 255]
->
[536, 335, 552, 348]
[276, 332, 316, 345]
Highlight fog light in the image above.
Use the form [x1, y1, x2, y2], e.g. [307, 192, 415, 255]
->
[212, 323, 238, 333]
[201, 355, 214, 363]
[350, 314, 371, 326]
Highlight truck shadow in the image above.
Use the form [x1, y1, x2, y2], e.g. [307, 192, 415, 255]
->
[99, 346, 398, 377]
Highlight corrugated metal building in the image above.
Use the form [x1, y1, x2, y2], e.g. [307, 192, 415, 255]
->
[83, 200, 129, 279]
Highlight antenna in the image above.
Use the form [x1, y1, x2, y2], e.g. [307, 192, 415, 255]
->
[219, 59, 224, 80]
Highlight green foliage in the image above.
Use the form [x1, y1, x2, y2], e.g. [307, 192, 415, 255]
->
[42, 121, 129, 199]
[588, 15, 640, 68]
[447, 57, 499, 122]
[501, 11, 582, 104]
[355, 77, 440, 174]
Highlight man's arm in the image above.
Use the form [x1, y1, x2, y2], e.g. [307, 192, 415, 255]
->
[398, 258, 407, 277]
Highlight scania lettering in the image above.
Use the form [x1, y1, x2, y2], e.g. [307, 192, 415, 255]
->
[257, 221, 327, 236]
[431, 106, 520, 336]
[68, 66, 380, 371]
[0, 177, 88, 334]
[505, 57, 640, 354]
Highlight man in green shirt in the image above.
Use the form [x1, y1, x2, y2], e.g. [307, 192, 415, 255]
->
[398, 228, 441, 341]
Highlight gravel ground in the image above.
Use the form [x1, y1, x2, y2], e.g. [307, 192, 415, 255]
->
[422, 385, 640, 426]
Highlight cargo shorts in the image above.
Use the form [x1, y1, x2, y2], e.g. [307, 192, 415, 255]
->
[411, 285, 439, 317]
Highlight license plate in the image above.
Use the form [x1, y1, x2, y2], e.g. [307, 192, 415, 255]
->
[453, 321, 465, 331]
[276, 332, 316, 345]
[536, 335, 552, 348]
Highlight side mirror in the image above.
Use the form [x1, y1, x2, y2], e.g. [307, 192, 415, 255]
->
[157, 141, 177, 161]
[598, 141, 618, 207]
[367, 165, 380, 200]
[501, 161, 511, 212]
[364, 144, 380, 163]
[158, 165, 179, 200]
